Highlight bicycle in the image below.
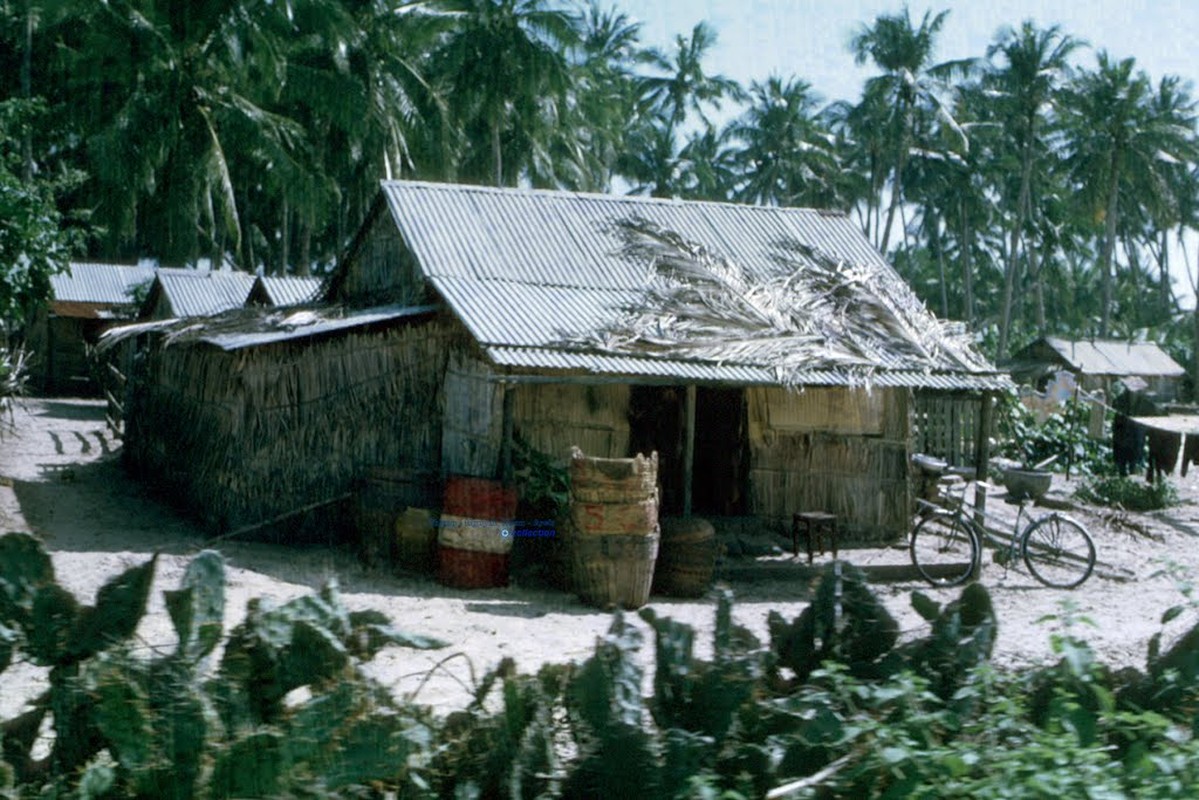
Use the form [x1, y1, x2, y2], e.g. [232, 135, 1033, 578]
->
[909, 474, 1096, 589]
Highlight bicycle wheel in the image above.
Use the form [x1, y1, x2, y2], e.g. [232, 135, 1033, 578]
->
[910, 512, 979, 587]
[1022, 514, 1095, 589]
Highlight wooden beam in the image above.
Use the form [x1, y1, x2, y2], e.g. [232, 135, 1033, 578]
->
[973, 392, 995, 525]
[683, 384, 696, 517]
[499, 382, 515, 484]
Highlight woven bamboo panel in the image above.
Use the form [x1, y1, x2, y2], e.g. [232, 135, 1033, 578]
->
[128, 317, 452, 535]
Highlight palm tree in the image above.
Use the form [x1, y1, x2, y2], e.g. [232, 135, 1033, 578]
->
[638, 21, 742, 131]
[428, 0, 579, 187]
[728, 76, 842, 209]
[676, 123, 738, 201]
[43, 0, 319, 267]
[986, 22, 1080, 361]
[568, 3, 647, 191]
[849, 7, 971, 253]
[618, 19, 741, 199]
[1061, 52, 1198, 336]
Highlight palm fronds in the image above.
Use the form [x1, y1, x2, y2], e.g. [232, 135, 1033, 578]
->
[565, 217, 990, 387]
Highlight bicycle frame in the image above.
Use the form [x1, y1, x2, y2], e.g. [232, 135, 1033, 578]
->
[921, 479, 1039, 574]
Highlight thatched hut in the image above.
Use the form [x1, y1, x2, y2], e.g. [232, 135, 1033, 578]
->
[111, 181, 1009, 544]
[26, 262, 154, 394]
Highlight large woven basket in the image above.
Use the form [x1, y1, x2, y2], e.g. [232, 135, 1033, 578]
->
[653, 517, 717, 597]
[569, 449, 658, 503]
[571, 529, 659, 609]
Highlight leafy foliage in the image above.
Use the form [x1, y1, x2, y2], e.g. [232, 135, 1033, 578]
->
[1076, 475, 1180, 511]
[9, 538, 1199, 798]
[0, 532, 446, 798]
[996, 393, 1113, 475]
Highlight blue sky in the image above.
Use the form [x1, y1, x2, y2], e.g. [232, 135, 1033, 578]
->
[619, 1, 1199, 110]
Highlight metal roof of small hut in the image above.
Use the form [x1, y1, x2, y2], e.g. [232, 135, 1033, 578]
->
[140, 270, 257, 319]
[332, 180, 1008, 390]
[1011, 337, 1184, 378]
[246, 275, 323, 308]
[49, 262, 156, 317]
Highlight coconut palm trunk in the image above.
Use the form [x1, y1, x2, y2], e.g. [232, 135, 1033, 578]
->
[1098, 155, 1121, 336]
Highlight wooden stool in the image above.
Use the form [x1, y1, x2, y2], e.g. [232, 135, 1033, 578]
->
[792, 512, 838, 564]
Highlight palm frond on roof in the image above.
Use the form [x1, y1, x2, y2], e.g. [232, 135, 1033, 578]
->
[562, 218, 991, 388]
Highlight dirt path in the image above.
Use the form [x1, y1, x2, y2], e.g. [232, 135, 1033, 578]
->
[4, 398, 1199, 722]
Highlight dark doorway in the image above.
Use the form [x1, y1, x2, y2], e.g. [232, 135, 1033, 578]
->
[627, 385, 748, 517]
[692, 387, 749, 516]
[627, 385, 685, 515]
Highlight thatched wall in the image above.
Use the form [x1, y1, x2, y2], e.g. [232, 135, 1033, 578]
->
[125, 316, 453, 534]
[441, 358, 631, 476]
[441, 354, 504, 477]
[747, 386, 910, 543]
[512, 383, 630, 461]
[331, 206, 427, 308]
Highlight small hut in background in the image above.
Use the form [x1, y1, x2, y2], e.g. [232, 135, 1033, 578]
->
[1007, 337, 1185, 402]
[109, 181, 1010, 544]
[245, 275, 324, 308]
[26, 262, 155, 394]
[139, 270, 257, 320]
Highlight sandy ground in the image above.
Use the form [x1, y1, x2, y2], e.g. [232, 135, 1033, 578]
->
[5, 398, 1199, 724]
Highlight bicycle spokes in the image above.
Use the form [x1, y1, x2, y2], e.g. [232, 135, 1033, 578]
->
[1022, 515, 1096, 589]
[910, 513, 978, 587]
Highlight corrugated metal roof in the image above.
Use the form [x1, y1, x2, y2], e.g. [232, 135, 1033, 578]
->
[257, 276, 323, 307]
[51, 262, 155, 305]
[157, 271, 256, 317]
[485, 346, 1013, 390]
[383, 182, 886, 290]
[1042, 337, 1185, 378]
[368, 181, 1006, 390]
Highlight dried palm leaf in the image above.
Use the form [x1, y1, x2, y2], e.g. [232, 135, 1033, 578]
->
[558, 218, 992, 388]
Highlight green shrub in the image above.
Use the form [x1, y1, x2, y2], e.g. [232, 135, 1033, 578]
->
[1076, 475, 1179, 511]
[996, 394, 1113, 476]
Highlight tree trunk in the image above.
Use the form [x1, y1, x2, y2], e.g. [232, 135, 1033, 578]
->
[879, 100, 910, 253]
[996, 147, 1033, 362]
[21, 0, 32, 182]
[278, 197, 289, 276]
[932, 216, 949, 318]
[1098, 155, 1121, 337]
[880, 157, 905, 253]
[1159, 228, 1173, 317]
[1029, 242, 1046, 336]
[298, 218, 312, 277]
[959, 197, 974, 327]
[491, 117, 503, 188]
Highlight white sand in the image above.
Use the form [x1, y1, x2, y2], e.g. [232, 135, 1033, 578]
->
[4, 398, 1199, 724]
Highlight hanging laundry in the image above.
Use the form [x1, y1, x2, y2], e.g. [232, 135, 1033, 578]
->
[1183, 434, 1199, 478]
[1146, 428, 1181, 484]
[1112, 388, 1154, 476]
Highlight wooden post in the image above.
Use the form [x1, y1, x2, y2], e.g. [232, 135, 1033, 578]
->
[973, 391, 995, 525]
[683, 384, 697, 517]
[499, 381, 515, 484]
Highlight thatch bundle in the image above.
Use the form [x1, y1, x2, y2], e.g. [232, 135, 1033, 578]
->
[567, 219, 990, 387]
